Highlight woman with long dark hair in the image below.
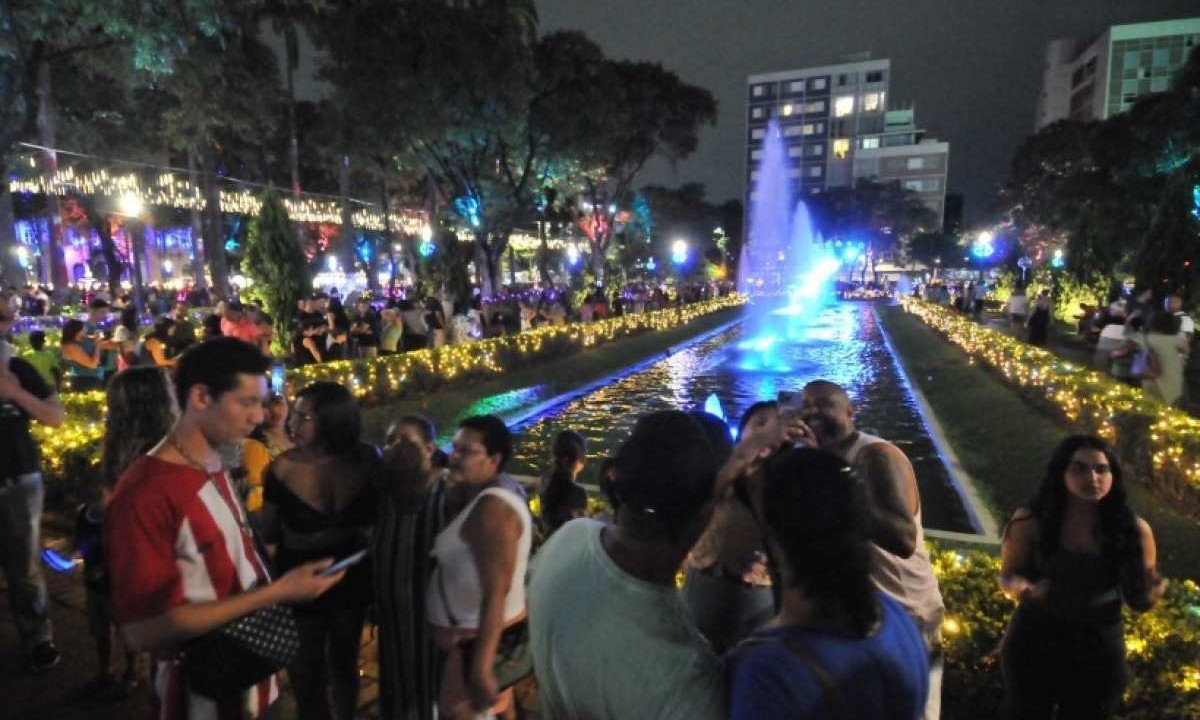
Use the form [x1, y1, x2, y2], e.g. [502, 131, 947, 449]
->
[727, 447, 929, 719]
[79, 367, 177, 695]
[139, 317, 177, 368]
[538, 430, 588, 536]
[999, 435, 1166, 719]
[259, 381, 378, 720]
[61, 319, 105, 390]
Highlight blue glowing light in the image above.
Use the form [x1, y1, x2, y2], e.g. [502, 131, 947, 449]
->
[970, 240, 994, 260]
[418, 239, 435, 258]
[454, 193, 482, 229]
[842, 244, 862, 262]
[646, 257, 657, 271]
[1050, 248, 1065, 269]
[224, 239, 239, 253]
[703, 393, 726, 422]
[1192, 185, 1199, 222]
[356, 236, 373, 263]
[671, 240, 688, 265]
[41, 548, 77, 573]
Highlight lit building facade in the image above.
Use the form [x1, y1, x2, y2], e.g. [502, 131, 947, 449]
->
[1035, 17, 1200, 130]
[745, 57, 949, 227]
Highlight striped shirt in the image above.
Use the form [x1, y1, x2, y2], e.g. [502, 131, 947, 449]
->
[107, 455, 279, 720]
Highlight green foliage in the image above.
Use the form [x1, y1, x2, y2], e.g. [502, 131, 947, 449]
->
[932, 547, 1200, 720]
[1024, 266, 1109, 323]
[243, 187, 309, 339]
[1000, 47, 1200, 301]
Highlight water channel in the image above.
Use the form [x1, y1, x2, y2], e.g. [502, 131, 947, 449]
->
[504, 302, 975, 534]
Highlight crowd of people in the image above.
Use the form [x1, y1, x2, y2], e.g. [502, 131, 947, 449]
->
[0, 304, 1170, 719]
[1, 280, 731, 389]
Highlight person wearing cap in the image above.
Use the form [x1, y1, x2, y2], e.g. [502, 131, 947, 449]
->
[527, 410, 773, 720]
[220, 300, 262, 346]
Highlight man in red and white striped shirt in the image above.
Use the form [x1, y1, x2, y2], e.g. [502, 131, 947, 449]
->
[107, 338, 344, 720]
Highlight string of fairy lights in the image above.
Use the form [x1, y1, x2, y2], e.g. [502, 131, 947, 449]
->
[31, 295, 746, 480]
[902, 298, 1200, 508]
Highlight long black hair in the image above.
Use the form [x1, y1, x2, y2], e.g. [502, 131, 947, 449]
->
[100, 367, 177, 486]
[542, 431, 587, 527]
[295, 381, 363, 461]
[1027, 435, 1145, 605]
[763, 447, 878, 637]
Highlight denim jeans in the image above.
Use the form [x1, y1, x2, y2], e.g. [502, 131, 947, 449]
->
[0, 472, 52, 652]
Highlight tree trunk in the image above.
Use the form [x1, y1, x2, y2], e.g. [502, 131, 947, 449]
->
[536, 220, 552, 287]
[0, 157, 25, 288]
[200, 153, 231, 298]
[186, 150, 208, 289]
[128, 219, 146, 314]
[338, 154, 356, 277]
[284, 23, 305, 254]
[80, 196, 123, 296]
[35, 51, 68, 295]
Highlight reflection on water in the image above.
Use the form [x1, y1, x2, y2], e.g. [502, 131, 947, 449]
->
[509, 303, 972, 533]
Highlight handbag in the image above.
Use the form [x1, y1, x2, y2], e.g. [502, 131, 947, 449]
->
[183, 474, 300, 699]
[184, 601, 301, 699]
[435, 563, 534, 690]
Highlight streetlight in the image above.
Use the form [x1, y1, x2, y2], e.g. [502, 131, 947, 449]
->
[671, 239, 688, 265]
[119, 193, 143, 217]
[970, 231, 995, 261]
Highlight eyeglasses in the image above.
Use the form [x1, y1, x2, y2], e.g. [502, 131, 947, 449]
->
[450, 443, 487, 457]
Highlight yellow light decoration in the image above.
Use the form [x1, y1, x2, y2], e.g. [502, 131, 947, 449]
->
[901, 299, 1200, 509]
[34, 296, 747, 482]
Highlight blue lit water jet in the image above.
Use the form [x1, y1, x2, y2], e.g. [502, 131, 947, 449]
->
[736, 118, 840, 372]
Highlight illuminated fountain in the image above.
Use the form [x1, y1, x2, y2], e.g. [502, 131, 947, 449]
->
[736, 118, 840, 371]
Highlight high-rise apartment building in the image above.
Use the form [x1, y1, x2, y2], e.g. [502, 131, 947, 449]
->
[746, 57, 949, 227]
[1036, 17, 1200, 130]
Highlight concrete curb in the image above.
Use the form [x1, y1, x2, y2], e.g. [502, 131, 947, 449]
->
[874, 305, 1001, 540]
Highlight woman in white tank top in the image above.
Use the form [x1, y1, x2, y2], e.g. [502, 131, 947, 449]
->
[426, 417, 532, 720]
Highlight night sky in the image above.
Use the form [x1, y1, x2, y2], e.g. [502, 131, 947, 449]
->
[538, 0, 1198, 223]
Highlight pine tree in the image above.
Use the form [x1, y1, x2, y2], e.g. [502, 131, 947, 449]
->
[244, 187, 309, 345]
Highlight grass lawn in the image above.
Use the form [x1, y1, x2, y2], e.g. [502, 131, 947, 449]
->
[359, 307, 741, 444]
[878, 304, 1200, 580]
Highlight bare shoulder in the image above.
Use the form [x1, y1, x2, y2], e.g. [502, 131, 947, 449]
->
[1003, 507, 1038, 542]
[1135, 516, 1155, 542]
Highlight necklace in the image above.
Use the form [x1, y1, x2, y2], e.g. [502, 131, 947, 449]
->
[168, 433, 218, 476]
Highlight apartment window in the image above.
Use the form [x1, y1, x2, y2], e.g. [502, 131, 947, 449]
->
[806, 165, 823, 178]
[807, 144, 824, 156]
[906, 157, 927, 170]
[784, 125, 804, 137]
[799, 122, 824, 136]
[788, 168, 802, 178]
[861, 136, 880, 149]
[904, 178, 939, 193]
[862, 92, 884, 112]
[751, 107, 766, 119]
[811, 77, 827, 90]
[752, 85, 765, 97]
[804, 99, 826, 113]
[788, 146, 804, 158]
[833, 138, 850, 160]
[781, 103, 795, 116]
[834, 96, 855, 117]
[751, 128, 765, 140]
[865, 70, 884, 83]
[837, 73, 850, 86]
[750, 170, 761, 181]
[751, 149, 764, 160]
[788, 80, 805, 92]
